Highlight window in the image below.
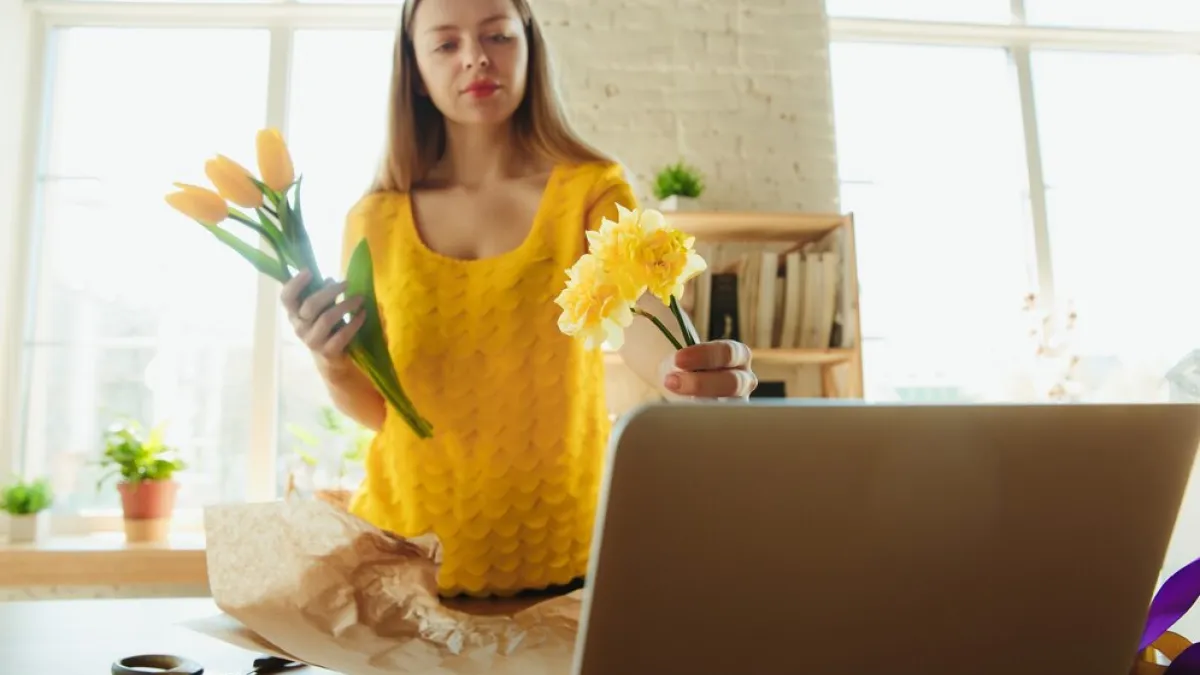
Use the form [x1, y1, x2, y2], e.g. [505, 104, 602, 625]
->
[827, 4, 1200, 403]
[20, 27, 269, 517]
[829, 42, 1035, 401]
[1024, 0, 1200, 31]
[1031, 50, 1200, 369]
[824, 0, 1012, 24]
[276, 29, 396, 498]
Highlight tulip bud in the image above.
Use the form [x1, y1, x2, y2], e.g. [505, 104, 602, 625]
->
[165, 183, 229, 225]
[256, 128, 295, 193]
[205, 155, 263, 209]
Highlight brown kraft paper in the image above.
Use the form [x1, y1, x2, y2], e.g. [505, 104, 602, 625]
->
[192, 500, 583, 674]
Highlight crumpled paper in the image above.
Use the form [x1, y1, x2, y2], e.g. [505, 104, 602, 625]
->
[191, 500, 582, 674]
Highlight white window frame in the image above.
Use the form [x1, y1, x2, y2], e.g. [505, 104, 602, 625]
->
[829, 3, 1200, 395]
[5, 0, 1200, 535]
[830, 3, 1200, 304]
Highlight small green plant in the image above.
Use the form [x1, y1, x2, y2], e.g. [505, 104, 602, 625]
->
[652, 161, 705, 200]
[285, 406, 372, 486]
[0, 476, 53, 515]
[96, 419, 187, 490]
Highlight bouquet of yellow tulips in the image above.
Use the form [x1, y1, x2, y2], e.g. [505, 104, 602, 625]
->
[164, 128, 433, 439]
[555, 204, 707, 351]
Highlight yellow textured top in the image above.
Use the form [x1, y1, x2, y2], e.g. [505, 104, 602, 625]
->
[341, 160, 637, 597]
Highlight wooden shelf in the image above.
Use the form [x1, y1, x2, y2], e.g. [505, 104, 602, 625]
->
[605, 348, 855, 366]
[750, 348, 855, 365]
[665, 211, 847, 242]
[0, 533, 208, 587]
[601, 208, 864, 400]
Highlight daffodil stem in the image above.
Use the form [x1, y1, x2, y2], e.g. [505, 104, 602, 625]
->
[668, 296, 697, 347]
[634, 307, 684, 351]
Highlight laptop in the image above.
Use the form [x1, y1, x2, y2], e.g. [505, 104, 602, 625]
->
[571, 400, 1200, 675]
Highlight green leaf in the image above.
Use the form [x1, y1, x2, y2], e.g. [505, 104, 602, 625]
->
[94, 419, 186, 491]
[250, 207, 298, 270]
[146, 422, 167, 452]
[94, 468, 119, 494]
[228, 207, 281, 245]
[652, 161, 705, 200]
[343, 437, 368, 463]
[317, 405, 347, 434]
[280, 176, 322, 280]
[291, 175, 304, 234]
[204, 223, 287, 282]
[227, 208, 291, 275]
[351, 347, 431, 437]
[247, 175, 281, 207]
[0, 476, 53, 515]
[344, 239, 433, 438]
[285, 422, 319, 447]
[275, 191, 294, 251]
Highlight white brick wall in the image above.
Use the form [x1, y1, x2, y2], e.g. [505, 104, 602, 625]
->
[535, 0, 843, 411]
[540, 0, 841, 213]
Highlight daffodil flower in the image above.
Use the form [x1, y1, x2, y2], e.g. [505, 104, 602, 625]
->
[554, 253, 636, 350]
[561, 205, 707, 350]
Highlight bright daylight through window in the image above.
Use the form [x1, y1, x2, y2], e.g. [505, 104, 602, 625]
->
[20, 27, 268, 520]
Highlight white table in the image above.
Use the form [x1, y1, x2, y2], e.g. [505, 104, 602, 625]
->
[0, 597, 332, 673]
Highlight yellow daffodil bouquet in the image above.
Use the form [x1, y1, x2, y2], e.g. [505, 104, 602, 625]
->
[164, 128, 433, 439]
[556, 205, 707, 351]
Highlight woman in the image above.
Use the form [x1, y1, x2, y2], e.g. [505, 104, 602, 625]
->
[280, 0, 758, 598]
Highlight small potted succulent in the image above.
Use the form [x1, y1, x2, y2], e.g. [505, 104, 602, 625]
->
[96, 419, 186, 543]
[653, 161, 706, 212]
[1, 476, 53, 544]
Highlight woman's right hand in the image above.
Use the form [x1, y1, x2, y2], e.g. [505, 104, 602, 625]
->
[280, 269, 366, 370]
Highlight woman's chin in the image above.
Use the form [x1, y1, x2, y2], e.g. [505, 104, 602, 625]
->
[447, 97, 522, 126]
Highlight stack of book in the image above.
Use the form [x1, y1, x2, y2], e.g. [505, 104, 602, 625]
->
[682, 241, 844, 350]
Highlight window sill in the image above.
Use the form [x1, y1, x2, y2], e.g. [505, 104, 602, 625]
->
[0, 532, 208, 588]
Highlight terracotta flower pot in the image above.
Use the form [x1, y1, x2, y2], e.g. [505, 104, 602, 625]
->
[117, 480, 178, 543]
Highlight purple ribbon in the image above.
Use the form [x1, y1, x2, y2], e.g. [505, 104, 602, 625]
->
[1140, 556, 1200, 674]
[1166, 644, 1200, 675]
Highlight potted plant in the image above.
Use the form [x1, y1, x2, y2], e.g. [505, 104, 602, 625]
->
[653, 161, 706, 212]
[97, 420, 186, 543]
[284, 406, 371, 511]
[1, 476, 53, 544]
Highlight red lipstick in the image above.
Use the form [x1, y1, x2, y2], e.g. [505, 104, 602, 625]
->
[464, 79, 500, 98]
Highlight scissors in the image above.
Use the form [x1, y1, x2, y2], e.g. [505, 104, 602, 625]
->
[112, 653, 305, 674]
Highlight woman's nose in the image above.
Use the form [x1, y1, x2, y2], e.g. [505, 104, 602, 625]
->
[463, 42, 489, 69]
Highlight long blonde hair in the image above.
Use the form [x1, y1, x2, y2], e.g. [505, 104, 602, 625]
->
[370, 0, 609, 193]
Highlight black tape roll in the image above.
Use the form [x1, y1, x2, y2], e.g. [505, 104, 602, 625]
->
[111, 654, 204, 674]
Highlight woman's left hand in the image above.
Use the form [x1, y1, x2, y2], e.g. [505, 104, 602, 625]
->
[663, 340, 758, 400]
